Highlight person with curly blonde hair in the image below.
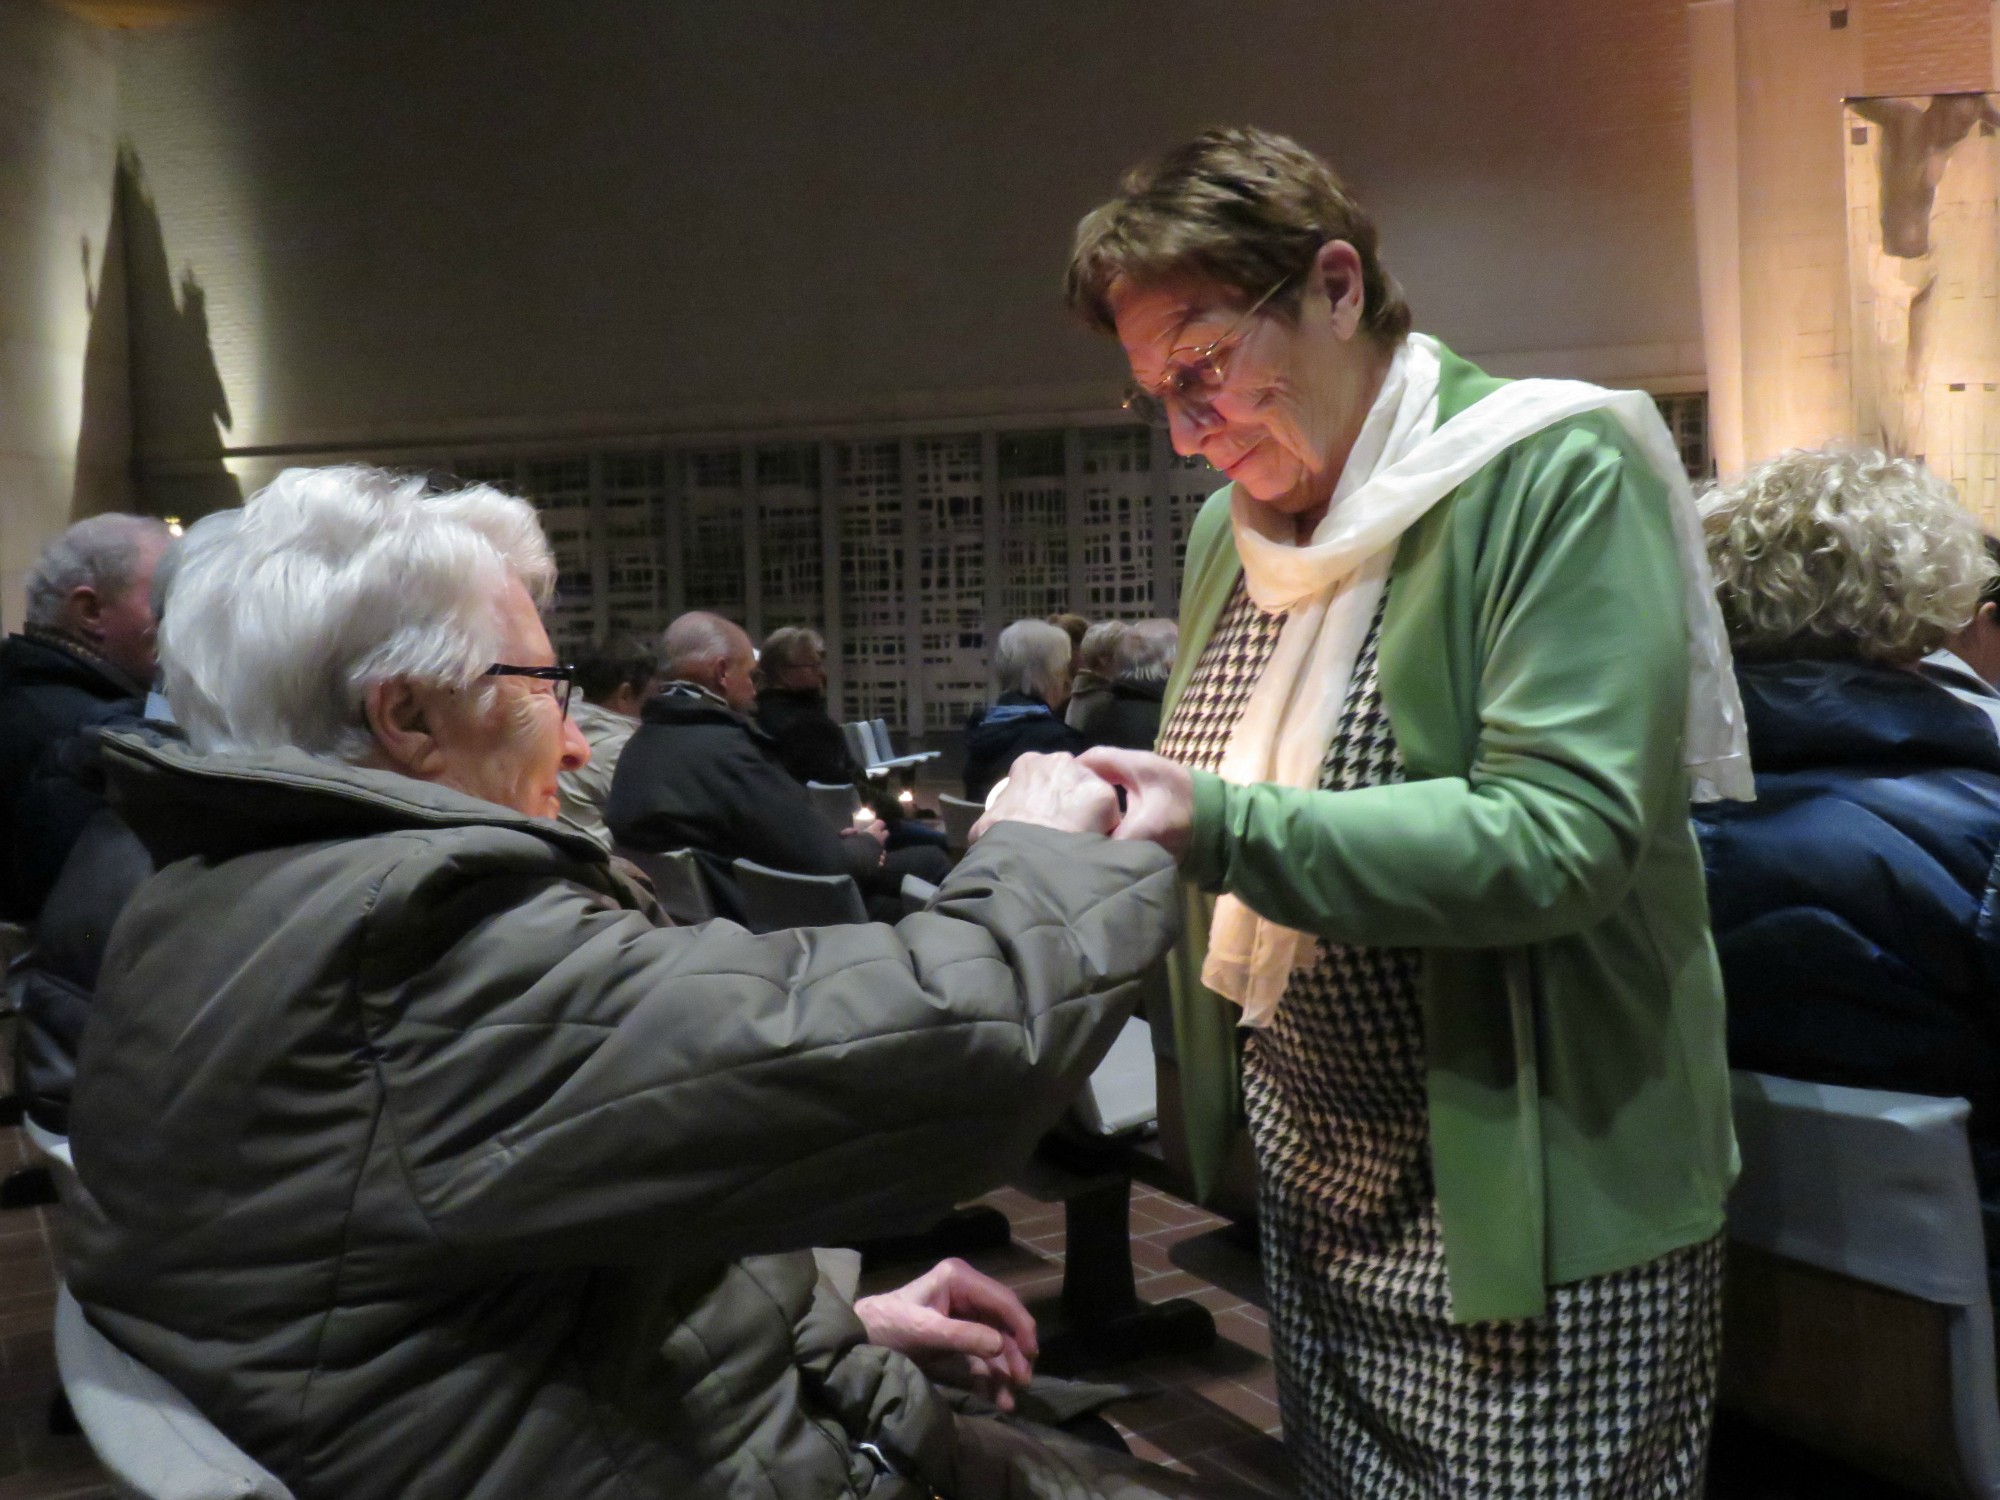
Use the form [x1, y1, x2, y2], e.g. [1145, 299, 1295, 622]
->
[1696, 447, 2000, 1284]
[1702, 447, 1994, 664]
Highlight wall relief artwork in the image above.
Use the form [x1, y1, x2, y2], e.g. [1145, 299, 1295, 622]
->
[1846, 95, 2000, 527]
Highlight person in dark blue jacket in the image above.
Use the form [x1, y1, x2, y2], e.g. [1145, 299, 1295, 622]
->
[963, 618, 1087, 801]
[1695, 447, 2000, 1209]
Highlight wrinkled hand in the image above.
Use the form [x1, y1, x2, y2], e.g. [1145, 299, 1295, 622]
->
[854, 1257, 1038, 1412]
[1077, 747, 1195, 861]
[969, 752, 1118, 843]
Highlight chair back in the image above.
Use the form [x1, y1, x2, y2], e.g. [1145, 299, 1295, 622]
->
[55, 1284, 297, 1499]
[1069, 1017, 1158, 1137]
[840, 721, 877, 771]
[1723, 1070, 2000, 1498]
[937, 794, 984, 852]
[869, 718, 897, 760]
[730, 858, 869, 933]
[614, 847, 715, 925]
[805, 781, 861, 829]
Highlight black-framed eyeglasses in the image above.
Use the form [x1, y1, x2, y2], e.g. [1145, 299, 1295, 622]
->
[485, 663, 576, 719]
[1122, 272, 1295, 429]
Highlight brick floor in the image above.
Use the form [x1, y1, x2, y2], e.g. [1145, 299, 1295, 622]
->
[936, 1182, 1295, 1493]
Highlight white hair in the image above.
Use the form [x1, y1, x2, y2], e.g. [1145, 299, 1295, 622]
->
[160, 465, 555, 760]
[1702, 447, 1994, 665]
[24, 513, 171, 629]
[1113, 618, 1178, 685]
[993, 618, 1072, 702]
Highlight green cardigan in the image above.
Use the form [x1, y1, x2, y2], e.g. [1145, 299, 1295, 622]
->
[1164, 344, 1737, 1324]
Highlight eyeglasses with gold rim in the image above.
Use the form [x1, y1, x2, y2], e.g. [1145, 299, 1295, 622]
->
[1121, 272, 1295, 429]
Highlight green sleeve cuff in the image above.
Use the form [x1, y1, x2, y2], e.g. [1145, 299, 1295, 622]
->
[1182, 769, 1231, 888]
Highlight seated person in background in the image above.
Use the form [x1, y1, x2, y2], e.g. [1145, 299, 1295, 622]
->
[1694, 448, 2000, 1226]
[1082, 618, 1176, 752]
[0, 513, 170, 922]
[10, 723, 165, 1135]
[610, 610, 949, 920]
[963, 618, 1087, 802]
[1064, 619, 1127, 737]
[1048, 610, 1089, 680]
[753, 624, 859, 785]
[1920, 532, 2000, 738]
[555, 632, 659, 849]
[755, 628, 949, 854]
[65, 466, 1224, 1500]
[11, 537, 186, 1136]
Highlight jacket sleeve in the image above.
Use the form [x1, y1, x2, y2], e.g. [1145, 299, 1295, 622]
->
[1181, 419, 1689, 949]
[711, 738, 880, 880]
[367, 823, 1178, 1269]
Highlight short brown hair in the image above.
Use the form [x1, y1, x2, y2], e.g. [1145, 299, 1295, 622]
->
[1065, 126, 1410, 343]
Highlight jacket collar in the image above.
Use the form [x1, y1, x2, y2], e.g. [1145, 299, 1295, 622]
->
[0, 629, 147, 701]
[644, 681, 776, 743]
[973, 693, 1056, 729]
[1738, 657, 2000, 775]
[98, 730, 609, 868]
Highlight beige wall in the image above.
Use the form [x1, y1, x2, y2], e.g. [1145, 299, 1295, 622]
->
[113, 0, 1706, 499]
[0, 1, 122, 626]
[1693, 0, 1996, 480]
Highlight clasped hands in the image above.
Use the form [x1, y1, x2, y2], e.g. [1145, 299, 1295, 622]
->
[854, 1257, 1038, 1412]
[968, 748, 1193, 859]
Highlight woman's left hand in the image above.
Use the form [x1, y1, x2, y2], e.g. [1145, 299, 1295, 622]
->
[854, 1257, 1038, 1411]
[1078, 747, 1195, 860]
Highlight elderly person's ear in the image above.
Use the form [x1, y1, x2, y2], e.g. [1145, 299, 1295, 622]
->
[1315, 238, 1367, 339]
[365, 679, 450, 779]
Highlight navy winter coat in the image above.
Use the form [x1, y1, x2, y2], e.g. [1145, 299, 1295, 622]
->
[1694, 658, 2000, 1195]
[961, 693, 1085, 802]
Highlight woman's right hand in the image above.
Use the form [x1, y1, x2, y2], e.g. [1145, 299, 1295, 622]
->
[1077, 748, 1195, 861]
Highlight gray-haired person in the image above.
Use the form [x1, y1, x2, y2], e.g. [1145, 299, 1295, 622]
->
[1081, 619, 1178, 752]
[963, 618, 1087, 801]
[0, 512, 171, 920]
[555, 632, 660, 848]
[62, 465, 1239, 1500]
[1065, 619, 1128, 738]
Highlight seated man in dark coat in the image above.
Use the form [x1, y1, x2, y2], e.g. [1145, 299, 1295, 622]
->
[754, 624, 860, 785]
[1082, 619, 1176, 753]
[610, 611, 949, 920]
[0, 513, 171, 922]
[1694, 448, 2000, 1239]
[963, 618, 1087, 802]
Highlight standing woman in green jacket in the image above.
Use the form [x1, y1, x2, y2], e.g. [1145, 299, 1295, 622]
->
[1065, 127, 1750, 1499]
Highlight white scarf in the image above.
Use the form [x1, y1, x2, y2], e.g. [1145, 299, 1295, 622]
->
[1203, 333, 1751, 1026]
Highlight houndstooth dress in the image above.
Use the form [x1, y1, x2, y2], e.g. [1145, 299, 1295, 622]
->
[1156, 580, 1723, 1500]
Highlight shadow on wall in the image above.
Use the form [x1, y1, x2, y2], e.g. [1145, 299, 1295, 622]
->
[72, 148, 241, 525]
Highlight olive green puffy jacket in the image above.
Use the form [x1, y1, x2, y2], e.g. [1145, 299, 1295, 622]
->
[64, 733, 1182, 1499]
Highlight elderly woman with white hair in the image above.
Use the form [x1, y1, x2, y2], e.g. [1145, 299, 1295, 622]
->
[1695, 449, 2000, 1261]
[58, 467, 1235, 1500]
[962, 617, 1087, 801]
